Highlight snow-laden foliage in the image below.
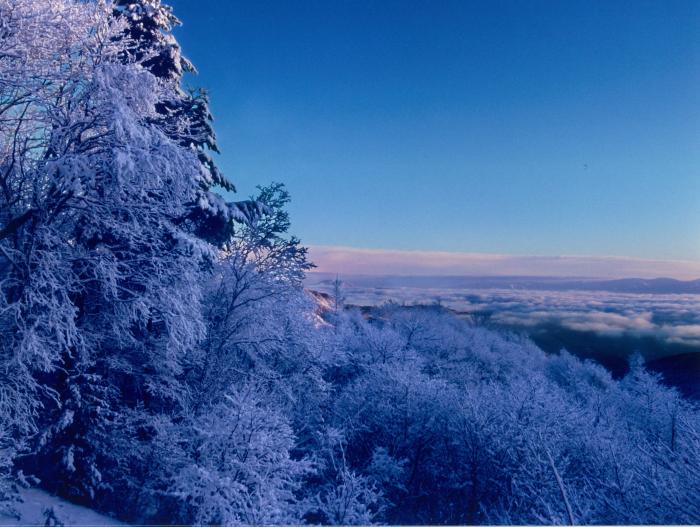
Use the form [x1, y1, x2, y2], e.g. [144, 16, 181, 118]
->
[161, 382, 313, 525]
[2, 1, 700, 525]
[0, 425, 21, 518]
[1, 0, 228, 512]
[0, 0, 212, 487]
[319, 306, 700, 525]
[111, 0, 267, 245]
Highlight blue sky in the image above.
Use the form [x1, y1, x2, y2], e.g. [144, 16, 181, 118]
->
[169, 0, 700, 272]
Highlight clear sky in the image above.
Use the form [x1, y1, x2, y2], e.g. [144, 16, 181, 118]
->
[168, 0, 700, 274]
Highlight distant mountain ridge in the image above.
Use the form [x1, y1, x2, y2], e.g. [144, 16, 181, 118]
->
[307, 273, 700, 295]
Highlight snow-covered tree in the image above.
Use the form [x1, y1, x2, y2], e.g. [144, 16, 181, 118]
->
[0, 0, 243, 509]
[0, 0, 133, 501]
[161, 382, 313, 525]
[112, 0, 263, 245]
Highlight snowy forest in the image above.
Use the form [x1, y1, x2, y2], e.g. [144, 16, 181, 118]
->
[1, 1, 699, 525]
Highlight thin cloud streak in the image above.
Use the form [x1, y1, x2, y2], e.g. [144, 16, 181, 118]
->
[308, 245, 700, 280]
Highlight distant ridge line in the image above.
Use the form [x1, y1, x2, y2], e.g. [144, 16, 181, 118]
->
[306, 273, 700, 295]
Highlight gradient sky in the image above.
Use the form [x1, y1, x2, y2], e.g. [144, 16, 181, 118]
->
[168, 0, 700, 268]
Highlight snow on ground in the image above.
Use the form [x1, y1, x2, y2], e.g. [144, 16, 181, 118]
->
[0, 489, 123, 526]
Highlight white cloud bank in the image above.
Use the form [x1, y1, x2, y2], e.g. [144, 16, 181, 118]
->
[309, 245, 700, 280]
[308, 279, 700, 347]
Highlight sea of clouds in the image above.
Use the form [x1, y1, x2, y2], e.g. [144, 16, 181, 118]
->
[307, 276, 700, 348]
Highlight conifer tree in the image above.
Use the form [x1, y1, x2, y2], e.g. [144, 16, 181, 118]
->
[113, 0, 264, 245]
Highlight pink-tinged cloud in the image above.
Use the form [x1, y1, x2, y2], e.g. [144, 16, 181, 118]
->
[308, 245, 700, 280]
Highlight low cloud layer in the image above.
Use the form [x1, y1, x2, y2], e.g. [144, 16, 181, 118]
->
[307, 274, 700, 349]
[309, 245, 700, 280]
[473, 290, 700, 347]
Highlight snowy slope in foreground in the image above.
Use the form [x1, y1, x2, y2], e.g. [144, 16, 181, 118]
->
[0, 489, 123, 526]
